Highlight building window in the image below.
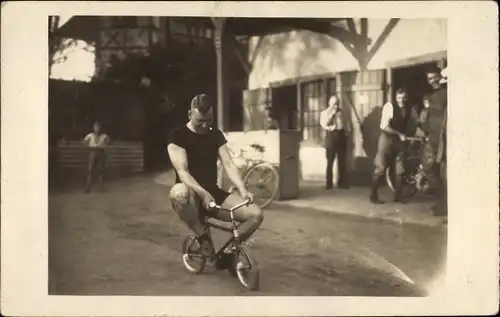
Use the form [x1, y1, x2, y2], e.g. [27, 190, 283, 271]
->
[205, 28, 213, 39]
[111, 16, 138, 28]
[189, 26, 198, 37]
[169, 18, 188, 35]
[101, 16, 114, 28]
[302, 80, 327, 144]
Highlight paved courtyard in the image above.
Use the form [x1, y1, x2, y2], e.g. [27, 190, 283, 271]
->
[49, 172, 447, 296]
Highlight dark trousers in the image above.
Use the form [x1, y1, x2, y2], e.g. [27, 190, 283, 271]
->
[325, 130, 348, 188]
[88, 148, 106, 175]
[371, 133, 404, 199]
[422, 141, 447, 216]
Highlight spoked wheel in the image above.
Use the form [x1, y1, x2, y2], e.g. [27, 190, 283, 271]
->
[233, 246, 259, 291]
[181, 236, 206, 274]
[243, 162, 279, 209]
[385, 156, 421, 198]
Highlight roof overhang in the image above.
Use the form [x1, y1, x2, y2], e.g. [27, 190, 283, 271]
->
[52, 16, 101, 42]
[53, 16, 356, 43]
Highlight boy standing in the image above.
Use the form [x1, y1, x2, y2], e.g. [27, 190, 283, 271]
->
[83, 121, 110, 192]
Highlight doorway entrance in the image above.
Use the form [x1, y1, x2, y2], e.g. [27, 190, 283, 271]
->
[391, 61, 436, 113]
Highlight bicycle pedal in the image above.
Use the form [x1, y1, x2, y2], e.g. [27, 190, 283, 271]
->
[206, 256, 219, 268]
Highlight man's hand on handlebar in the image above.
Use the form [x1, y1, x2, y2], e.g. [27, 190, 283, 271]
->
[404, 136, 429, 143]
[239, 188, 255, 204]
[399, 134, 408, 142]
[208, 198, 252, 211]
[200, 191, 216, 210]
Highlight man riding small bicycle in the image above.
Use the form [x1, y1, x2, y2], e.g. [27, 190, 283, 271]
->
[166, 94, 264, 262]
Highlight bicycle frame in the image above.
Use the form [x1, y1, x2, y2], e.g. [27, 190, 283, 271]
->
[190, 199, 251, 258]
[402, 137, 429, 191]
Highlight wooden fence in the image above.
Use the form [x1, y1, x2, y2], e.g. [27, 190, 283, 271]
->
[57, 141, 144, 174]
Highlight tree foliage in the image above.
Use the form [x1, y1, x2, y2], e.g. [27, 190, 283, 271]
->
[48, 16, 94, 77]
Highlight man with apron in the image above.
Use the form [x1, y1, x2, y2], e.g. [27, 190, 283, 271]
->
[370, 88, 420, 204]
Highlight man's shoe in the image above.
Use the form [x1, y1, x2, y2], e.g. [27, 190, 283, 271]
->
[325, 184, 333, 190]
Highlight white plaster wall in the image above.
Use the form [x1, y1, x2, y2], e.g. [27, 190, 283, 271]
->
[223, 131, 335, 183]
[223, 130, 281, 165]
[248, 18, 447, 89]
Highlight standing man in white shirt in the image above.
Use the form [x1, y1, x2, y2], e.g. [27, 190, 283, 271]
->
[320, 95, 351, 190]
[83, 121, 111, 193]
[370, 88, 421, 204]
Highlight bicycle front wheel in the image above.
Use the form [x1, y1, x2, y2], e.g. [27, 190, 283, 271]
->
[234, 245, 259, 291]
[243, 162, 279, 209]
[385, 156, 420, 198]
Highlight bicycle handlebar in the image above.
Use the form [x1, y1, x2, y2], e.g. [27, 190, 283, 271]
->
[404, 137, 428, 143]
[208, 199, 251, 212]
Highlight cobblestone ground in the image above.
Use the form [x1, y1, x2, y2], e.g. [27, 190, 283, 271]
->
[49, 175, 446, 296]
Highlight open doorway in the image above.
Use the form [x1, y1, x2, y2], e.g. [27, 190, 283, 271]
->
[392, 61, 436, 113]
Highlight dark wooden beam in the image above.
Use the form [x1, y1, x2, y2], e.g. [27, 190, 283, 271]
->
[229, 37, 251, 74]
[52, 16, 100, 42]
[364, 18, 400, 66]
[360, 18, 368, 39]
[346, 18, 357, 33]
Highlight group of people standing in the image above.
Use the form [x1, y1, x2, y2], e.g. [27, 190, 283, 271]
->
[320, 65, 447, 216]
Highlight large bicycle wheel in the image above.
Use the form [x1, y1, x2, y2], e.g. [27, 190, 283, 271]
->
[243, 162, 279, 209]
[234, 245, 259, 291]
[385, 156, 420, 198]
[181, 236, 206, 274]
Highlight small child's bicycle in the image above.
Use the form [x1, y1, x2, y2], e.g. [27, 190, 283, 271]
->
[180, 199, 260, 291]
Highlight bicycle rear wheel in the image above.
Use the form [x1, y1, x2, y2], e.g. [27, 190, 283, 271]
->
[234, 245, 259, 290]
[181, 236, 206, 274]
[385, 156, 420, 198]
[243, 162, 279, 209]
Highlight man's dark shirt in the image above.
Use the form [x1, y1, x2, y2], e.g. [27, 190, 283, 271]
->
[167, 125, 227, 188]
[424, 86, 447, 146]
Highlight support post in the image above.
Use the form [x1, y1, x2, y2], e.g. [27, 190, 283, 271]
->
[212, 18, 230, 132]
[385, 67, 393, 104]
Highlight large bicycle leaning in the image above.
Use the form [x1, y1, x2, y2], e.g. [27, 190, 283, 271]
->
[218, 143, 280, 209]
[385, 136, 431, 198]
[180, 199, 260, 291]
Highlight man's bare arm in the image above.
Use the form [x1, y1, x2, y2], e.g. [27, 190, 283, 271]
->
[167, 143, 209, 197]
[381, 126, 406, 138]
[325, 109, 338, 126]
[218, 144, 246, 193]
[82, 134, 90, 146]
[380, 104, 405, 138]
